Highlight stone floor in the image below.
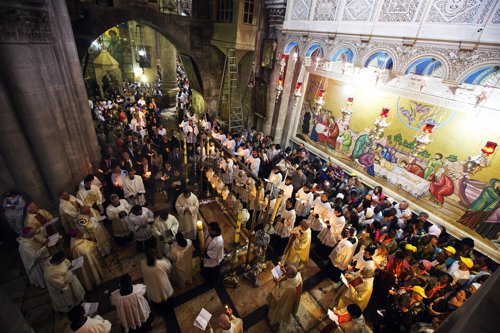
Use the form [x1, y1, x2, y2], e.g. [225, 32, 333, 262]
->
[1, 190, 359, 332]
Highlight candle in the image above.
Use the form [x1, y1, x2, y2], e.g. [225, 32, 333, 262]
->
[206, 137, 210, 158]
[269, 191, 284, 225]
[234, 211, 243, 244]
[482, 141, 498, 155]
[197, 220, 205, 250]
[183, 137, 188, 165]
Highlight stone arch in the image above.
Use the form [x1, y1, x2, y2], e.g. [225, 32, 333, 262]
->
[72, 6, 220, 102]
[304, 41, 326, 58]
[362, 49, 398, 70]
[457, 62, 500, 85]
[403, 53, 450, 79]
[283, 40, 299, 55]
[330, 45, 357, 62]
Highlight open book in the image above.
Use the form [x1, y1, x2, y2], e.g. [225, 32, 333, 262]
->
[47, 233, 60, 247]
[83, 302, 99, 316]
[71, 256, 84, 270]
[271, 265, 283, 280]
[327, 309, 339, 324]
[340, 273, 349, 287]
[194, 308, 212, 330]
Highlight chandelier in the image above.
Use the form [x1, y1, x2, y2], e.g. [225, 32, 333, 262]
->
[135, 23, 149, 72]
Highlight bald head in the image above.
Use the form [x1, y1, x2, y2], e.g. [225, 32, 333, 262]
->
[80, 206, 91, 215]
[285, 265, 298, 278]
[300, 219, 310, 231]
[218, 314, 231, 330]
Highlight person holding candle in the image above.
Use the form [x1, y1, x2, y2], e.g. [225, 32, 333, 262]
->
[201, 222, 224, 284]
[206, 309, 243, 333]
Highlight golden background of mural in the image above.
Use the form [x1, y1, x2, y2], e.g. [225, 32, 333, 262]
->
[303, 74, 500, 183]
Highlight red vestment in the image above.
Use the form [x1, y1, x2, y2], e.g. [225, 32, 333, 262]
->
[429, 173, 454, 205]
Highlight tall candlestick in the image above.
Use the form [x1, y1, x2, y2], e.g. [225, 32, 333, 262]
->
[183, 137, 188, 165]
[197, 220, 205, 251]
[234, 210, 243, 244]
[206, 136, 210, 159]
[269, 190, 284, 225]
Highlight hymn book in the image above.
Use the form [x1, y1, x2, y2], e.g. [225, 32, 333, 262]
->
[83, 302, 99, 316]
[71, 256, 84, 270]
[194, 308, 212, 330]
[271, 265, 283, 280]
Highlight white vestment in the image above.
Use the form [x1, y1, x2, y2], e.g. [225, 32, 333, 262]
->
[295, 189, 314, 217]
[76, 212, 111, 256]
[106, 200, 132, 237]
[140, 258, 173, 303]
[44, 259, 85, 312]
[203, 235, 224, 268]
[65, 316, 112, 333]
[152, 215, 179, 255]
[110, 284, 151, 333]
[175, 193, 199, 240]
[18, 236, 50, 288]
[77, 185, 103, 212]
[123, 176, 146, 206]
[59, 196, 83, 234]
[167, 240, 195, 288]
[70, 237, 105, 291]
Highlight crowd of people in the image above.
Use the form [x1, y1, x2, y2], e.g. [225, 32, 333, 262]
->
[1, 61, 496, 333]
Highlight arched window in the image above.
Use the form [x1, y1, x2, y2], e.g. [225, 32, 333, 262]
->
[364, 51, 393, 70]
[305, 43, 324, 58]
[462, 65, 500, 86]
[405, 57, 444, 77]
[284, 41, 298, 54]
[331, 47, 354, 62]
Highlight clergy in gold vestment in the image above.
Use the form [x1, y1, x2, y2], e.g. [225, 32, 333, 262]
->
[18, 227, 50, 288]
[70, 229, 105, 291]
[44, 252, 85, 312]
[175, 189, 199, 240]
[140, 249, 174, 304]
[59, 192, 83, 235]
[76, 206, 112, 256]
[77, 175, 104, 213]
[24, 202, 53, 235]
[283, 219, 312, 270]
[167, 233, 194, 288]
[337, 267, 375, 311]
[267, 265, 303, 328]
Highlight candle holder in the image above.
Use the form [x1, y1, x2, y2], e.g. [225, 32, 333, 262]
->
[275, 76, 284, 102]
[293, 82, 303, 106]
[464, 141, 498, 178]
[315, 89, 326, 112]
[370, 108, 391, 142]
[412, 123, 434, 157]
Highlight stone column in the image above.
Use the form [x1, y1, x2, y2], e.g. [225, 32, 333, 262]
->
[0, 0, 100, 206]
[272, 54, 297, 141]
[160, 35, 179, 107]
[262, 55, 281, 135]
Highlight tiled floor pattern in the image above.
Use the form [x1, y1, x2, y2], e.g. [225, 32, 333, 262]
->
[1, 171, 346, 333]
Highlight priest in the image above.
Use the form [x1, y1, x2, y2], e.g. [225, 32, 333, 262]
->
[123, 169, 146, 206]
[44, 252, 85, 312]
[105, 194, 133, 246]
[18, 227, 50, 288]
[76, 206, 111, 257]
[267, 265, 303, 330]
[24, 202, 53, 235]
[167, 233, 194, 288]
[175, 187, 199, 240]
[77, 174, 104, 213]
[69, 229, 105, 291]
[152, 210, 179, 255]
[59, 191, 83, 235]
[282, 219, 311, 270]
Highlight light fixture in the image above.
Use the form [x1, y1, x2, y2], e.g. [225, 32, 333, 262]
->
[371, 108, 391, 141]
[413, 122, 435, 157]
[275, 76, 284, 101]
[315, 89, 326, 111]
[293, 82, 302, 105]
[346, 97, 354, 106]
[292, 52, 298, 63]
[464, 141, 498, 178]
[135, 23, 149, 72]
[279, 54, 287, 76]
